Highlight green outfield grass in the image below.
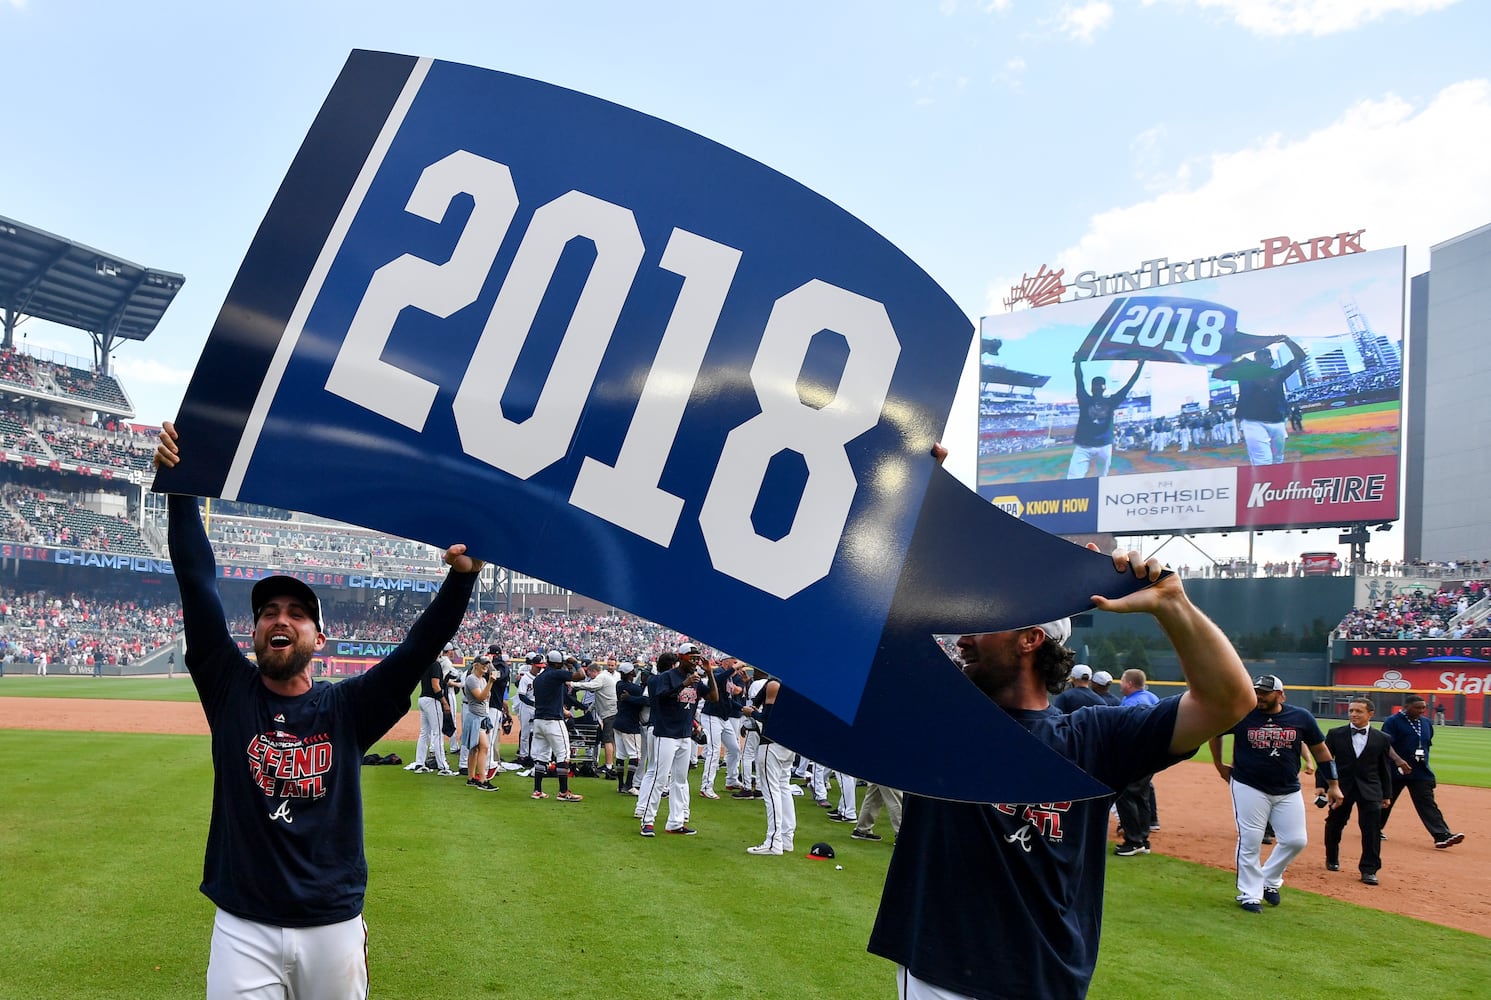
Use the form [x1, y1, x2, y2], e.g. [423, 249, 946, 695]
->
[2, 728, 1488, 999]
[0, 674, 204, 702]
[1418, 722, 1491, 787]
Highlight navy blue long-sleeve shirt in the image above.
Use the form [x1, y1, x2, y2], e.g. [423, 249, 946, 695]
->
[168, 494, 476, 927]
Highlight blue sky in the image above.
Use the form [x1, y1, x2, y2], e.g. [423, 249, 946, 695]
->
[5, 0, 1487, 564]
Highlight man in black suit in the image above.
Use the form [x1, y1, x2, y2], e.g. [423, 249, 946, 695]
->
[1320, 696, 1395, 884]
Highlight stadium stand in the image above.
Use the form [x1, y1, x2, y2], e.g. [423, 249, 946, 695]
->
[0, 409, 57, 462]
[1335, 579, 1491, 640]
[207, 513, 449, 576]
[0, 347, 43, 392]
[0, 346, 135, 413]
[0, 584, 180, 668]
[2, 484, 152, 554]
[47, 363, 130, 410]
[32, 415, 157, 473]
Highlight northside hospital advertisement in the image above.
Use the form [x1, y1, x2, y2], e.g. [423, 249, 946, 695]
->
[976, 246, 1405, 537]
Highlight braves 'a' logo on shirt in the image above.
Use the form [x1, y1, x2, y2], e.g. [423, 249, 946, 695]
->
[1083, 401, 1113, 425]
[247, 729, 333, 800]
[994, 801, 1074, 851]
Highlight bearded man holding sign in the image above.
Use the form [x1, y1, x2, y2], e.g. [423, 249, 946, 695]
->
[154, 423, 483, 999]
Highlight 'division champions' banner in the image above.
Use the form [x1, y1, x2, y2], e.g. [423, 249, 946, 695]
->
[154, 50, 1156, 802]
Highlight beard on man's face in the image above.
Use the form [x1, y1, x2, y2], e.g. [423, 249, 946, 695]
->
[959, 633, 1023, 701]
[253, 633, 316, 682]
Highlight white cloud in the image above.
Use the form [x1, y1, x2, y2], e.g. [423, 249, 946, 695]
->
[993, 57, 1028, 92]
[112, 355, 195, 388]
[985, 78, 1491, 312]
[110, 355, 193, 423]
[1059, 2, 1115, 42]
[1180, 0, 1461, 37]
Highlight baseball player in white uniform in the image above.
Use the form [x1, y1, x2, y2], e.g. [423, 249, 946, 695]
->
[515, 654, 539, 766]
[1208, 674, 1342, 912]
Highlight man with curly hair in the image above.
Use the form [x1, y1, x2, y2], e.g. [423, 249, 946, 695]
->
[868, 540, 1253, 1000]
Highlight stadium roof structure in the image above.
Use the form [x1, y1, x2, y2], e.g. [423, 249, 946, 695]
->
[980, 364, 1050, 390]
[0, 214, 184, 372]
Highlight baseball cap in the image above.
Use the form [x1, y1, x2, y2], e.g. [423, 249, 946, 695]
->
[807, 842, 836, 860]
[487, 644, 502, 655]
[526, 652, 542, 664]
[443, 642, 455, 652]
[1254, 674, 1284, 692]
[1031, 618, 1071, 647]
[251, 576, 323, 633]
[1070, 664, 1092, 681]
[618, 662, 636, 674]
[1092, 670, 1113, 686]
[676, 642, 700, 655]
[546, 650, 565, 664]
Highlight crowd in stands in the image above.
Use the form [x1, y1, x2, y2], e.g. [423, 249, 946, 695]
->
[221, 604, 714, 667]
[0, 348, 40, 390]
[0, 410, 52, 459]
[1, 584, 728, 671]
[7, 561, 1489, 673]
[1334, 578, 1491, 640]
[32, 414, 157, 472]
[1288, 367, 1400, 406]
[1, 483, 151, 555]
[1, 407, 157, 472]
[1171, 558, 1491, 580]
[49, 363, 129, 409]
[0, 346, 130, 411]
[0, 586, 180, 668]
[210, 515, 446, 575]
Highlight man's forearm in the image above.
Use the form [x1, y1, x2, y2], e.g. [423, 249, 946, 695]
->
[368, 570, 478, 695]
[1207, 737, 1226, 773]
[166, 494, 232, 657]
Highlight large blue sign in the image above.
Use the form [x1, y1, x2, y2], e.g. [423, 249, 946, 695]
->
[154, 51, 1151, 802]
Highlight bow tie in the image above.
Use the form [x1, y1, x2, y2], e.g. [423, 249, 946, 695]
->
[1352, 727, 1369, 735]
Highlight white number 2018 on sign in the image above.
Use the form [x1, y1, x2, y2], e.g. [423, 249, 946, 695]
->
[324, 150, 902, 600]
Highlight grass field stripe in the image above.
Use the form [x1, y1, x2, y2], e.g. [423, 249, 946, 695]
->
[223, 56, 434, 500]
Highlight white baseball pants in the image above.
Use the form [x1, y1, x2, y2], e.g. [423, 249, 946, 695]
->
[1230, 778, 1308, 903]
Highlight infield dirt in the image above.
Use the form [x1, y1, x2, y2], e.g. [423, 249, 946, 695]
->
[4, 695, 1485, 937]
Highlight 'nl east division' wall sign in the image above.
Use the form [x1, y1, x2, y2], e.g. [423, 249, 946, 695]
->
[154, 51, 1154, 802]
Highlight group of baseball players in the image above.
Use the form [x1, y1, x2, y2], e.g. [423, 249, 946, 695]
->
[395, 637, 904, 851]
